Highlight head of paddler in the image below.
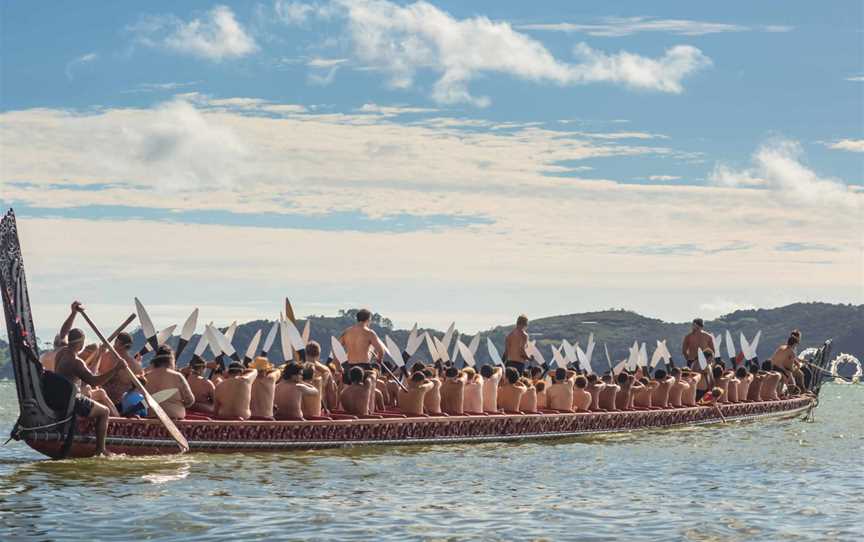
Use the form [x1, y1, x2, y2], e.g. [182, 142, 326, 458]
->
[301, 364, 314, 382]
[735, 366, 748, 378]
[670, 367, 681, 378]
[787, 330, 801, 346]
[505, 367, 520, 384]
[349, 366, 365, 385]
[529, 366, 543, 380]
[306, 341, 321, 361]
[654, 369, 668, 380]
[553, 368, 567, 382]
[691, 318, 704, 333]
[67, 328, 85, 352]
[114, 332, 133, 352]
[226, 361, 244, 376]
[445, 367, 459, 379]
[587, 374, 598, 384]
[712, 365, 723, 379]
[356, 308, 372, 327]
[760, 360, 773, 372]
[616, 372, 629, 385]
[516, 314, 529, 329]
[710, 387, 724, 400]
[575, 375, 587, 388]
[535, 381, 546, 392]
[410, 371, 426, 384]
[283, 363, 302, 381]
[151, 345, 175, 369]
[463, 367, 477, 381]
[422, 368, 435, 379]
[480, 365, 494, 378]
[410, 362, 426, 373]
[190, 357, 205, 374]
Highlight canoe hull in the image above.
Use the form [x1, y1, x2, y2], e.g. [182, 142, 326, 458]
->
[23, 396, 815, 458]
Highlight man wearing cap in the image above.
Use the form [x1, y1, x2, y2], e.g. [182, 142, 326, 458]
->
[100, 332, 143, 406]
[53, 302, 127, 456]
[145, 345, 195, 420]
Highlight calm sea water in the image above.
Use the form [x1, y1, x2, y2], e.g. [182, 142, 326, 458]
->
[0, 380, 861, 541]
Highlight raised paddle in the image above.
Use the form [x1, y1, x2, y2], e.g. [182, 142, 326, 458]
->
[85, 313, 137, 372]
[78, 309, 189, 453]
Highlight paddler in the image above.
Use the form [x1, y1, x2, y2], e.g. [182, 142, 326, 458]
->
[682, 318, 714, 367]
[339, 308, 386, 371]
[769, 330, 806, 393]
[99, 332, 143, 407]
[144, 346, 195, 420]
[53, 302, 127, 456]
[249, 356, 281, 420]
[504, 314, 531, 374]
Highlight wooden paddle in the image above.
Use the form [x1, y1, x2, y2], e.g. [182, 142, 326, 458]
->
[78, 309, 189, 453]
[85, 313, 136, 373]
[285, 298, 302, 362]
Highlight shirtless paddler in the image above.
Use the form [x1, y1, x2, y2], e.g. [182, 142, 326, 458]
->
[339, 309, 386, 371]
[505, 314, 531, 374]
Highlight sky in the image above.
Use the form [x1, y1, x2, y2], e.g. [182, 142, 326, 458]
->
[1, 0, 862, 340]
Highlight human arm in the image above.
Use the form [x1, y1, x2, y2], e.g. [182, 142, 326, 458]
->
[369, 330, 385, 363]
[57, 301, 83, 344]
[74, 354, 126, 388]
[178, 374, 196, 407]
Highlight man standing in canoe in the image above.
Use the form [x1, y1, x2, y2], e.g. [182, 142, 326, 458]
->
[682, 318, 714, 367]
[339, 309, 385, 370]
[505, 314, 531, 374]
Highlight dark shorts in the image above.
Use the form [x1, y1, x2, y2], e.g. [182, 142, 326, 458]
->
[74, 394, 95, 417]
[695, 389, 706, 401]
[343, 362, 379, 372]
[505, 361, 526, 374]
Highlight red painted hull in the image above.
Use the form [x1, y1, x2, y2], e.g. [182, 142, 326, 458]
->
[24, 396, 815, 458]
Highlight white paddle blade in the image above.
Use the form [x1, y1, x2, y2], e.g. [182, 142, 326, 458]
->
[468, 334, 481, 356]
[527, 341, 546, 366]
[423, 332, 438, 361]
[193, 331, 210, 357]
[697, 348, 708, 370]
[659, 340, 672, 364]
[211, 325, 237, 358]
[406, 331, 424, 356]
[154, 325, 177, 347]
[457, 341, 476, 367]
[450, 333, 461, 364]
[604, 344, 613, 371]
[245, 329, 262, 360]
[586, 333, 595, 359]
[284, 319, 305, 350]
[330, 336, 347, 364]
[487, 338, 503, 366]
[385, 335, 405, 367]
[712, 333, 722, 356]
[649, 344, 664, 368]
[279, 320, 293, 361]
[407, 323, 418, 348]
[613, 359, 627, 375]
[575, 344, 588, 367]
[150, 388, 178, 404]
[551, 345, 567, 367]
[639, 342, 648, 367]
[562, 340, 577, 364]
[750, 330, 762, 356]
[204, 325, 222, 356]
[302, 320, 311, 345]
[433, 336, 450, 363]
[739, 332, 751, 360]
[180, 308, 199, 341]
[225, 321, 238, 342]
[134, 297, 157, 340]
[262, 321, 279, 354]
[441, 322, 456, 353]
[725, 330, 736, 359]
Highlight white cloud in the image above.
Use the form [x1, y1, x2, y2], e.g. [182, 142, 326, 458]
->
[131, 5, 258, 61]
[64, 52, 98, 80]
[281, 0, 711, 105]
[710, 138, 858, 208]
[307, 57, 348, 68]
[647, 175, 681, 181]
[517, 17, 794, 37]
[698, 299, 756, 318]
[826, 139, 864, 153]
[847, 76, 864, 82]
[121, 81, 199, 93]
[274, 1, 337, 24]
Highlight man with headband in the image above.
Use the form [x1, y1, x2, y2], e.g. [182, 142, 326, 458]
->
[99, 331, 143, 407]
[145, 345, 195, 420]
[53, 301, 127, 456]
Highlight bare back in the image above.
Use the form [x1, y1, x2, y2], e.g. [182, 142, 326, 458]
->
[341, 324, 384, 364]
[505, 328, 529, 362]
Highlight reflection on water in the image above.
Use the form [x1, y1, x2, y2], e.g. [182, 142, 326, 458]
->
[0, 381, 861, 541]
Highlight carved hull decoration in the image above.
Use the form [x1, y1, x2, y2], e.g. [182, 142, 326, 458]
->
[22, 397, 815, 458]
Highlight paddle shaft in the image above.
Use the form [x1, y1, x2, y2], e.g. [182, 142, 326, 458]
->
[379, 359, 409, 393]
[84, 313, 136, 372]
[78, 309, 189, 453]
[802, 361, 856, 382]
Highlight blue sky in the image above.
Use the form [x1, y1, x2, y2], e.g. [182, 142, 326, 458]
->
[1, 1, 862, 339]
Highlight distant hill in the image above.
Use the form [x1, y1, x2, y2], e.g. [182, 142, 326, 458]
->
[1, 302, 861, 379]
